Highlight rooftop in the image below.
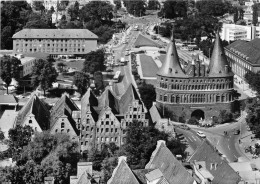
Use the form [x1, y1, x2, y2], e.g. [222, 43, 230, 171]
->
[0, 95, 17, 105]
[188, 140, 241, 184]
[12, 29, 98, 39]
[225, 38, 260, 65]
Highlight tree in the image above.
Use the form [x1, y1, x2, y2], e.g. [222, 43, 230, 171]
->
[3, 132, 81, 183]
[1, 1, 32, 49]
[101, 156, 118, 183]
[68, 1, 80, 21]
[252, 4, 258, 26]
[233, 7, 239, 23]
[8, 125, 34, 162]
[0, 128, 5, 141]
[0, 55, 21, 94]
[159, 0, 187, 19]
[123, 0, 146, 17]
[32, 1, 45, 12]
[93, 71, 104, 95]
[73, 72, 90, 96]
[245, 71, 260, 95]
[239, 7, 244, 20]
[114, 0, 122, 11]
[82, 49, 106, 74]
[31, 59, 58, 96]
[148, 0, 160, 10]
[196, 0, 232, 17]
[218, 110, 233, 124]
[138, 82, 156, 110]
[57, 62, 67, 73]
[119, 121, 186, 169]
[24, 12, 53, 29]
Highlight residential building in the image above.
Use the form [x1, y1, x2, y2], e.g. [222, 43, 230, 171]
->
[188, 140, 241, 184]
[12, 29, 98, 59]
[15, 94, 50, 132]
[80, 84, 149, 151]
[49, 93, 80, 141]
[225, 38, 260, 81]
[70, 162, 100, 184]
[192, 161, 214, 184]
[107, 140, 196, 184]
[221, 23, 260, 42]
[155, 31, 236, 122]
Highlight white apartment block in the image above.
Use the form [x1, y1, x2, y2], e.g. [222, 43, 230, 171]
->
[221, 23, 260, 42]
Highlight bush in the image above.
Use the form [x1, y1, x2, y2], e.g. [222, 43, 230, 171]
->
[187, 117, 199, 125]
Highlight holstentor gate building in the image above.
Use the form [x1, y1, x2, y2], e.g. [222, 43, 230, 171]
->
[155, 31, 237, 122]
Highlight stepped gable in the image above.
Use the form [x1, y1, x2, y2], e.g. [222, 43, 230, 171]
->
[133, 34, 162, 48]
[16, 94, 50, 130]
[50, 94, 79, 131]
[98, 88, 120, 114]
[81, 88, 99, 122]
[119, 84, 142, 114]
[107, 157, 140, 184]
[157, 31, 186, 78]
[188, 140, 241, 184]
[145, 140, 195, 184]
[208, 31, 233, 77]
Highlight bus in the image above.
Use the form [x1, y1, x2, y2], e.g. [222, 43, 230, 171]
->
[113, 71, 121, 82]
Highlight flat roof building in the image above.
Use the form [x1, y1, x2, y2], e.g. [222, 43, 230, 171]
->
[12, 29, 98, 59]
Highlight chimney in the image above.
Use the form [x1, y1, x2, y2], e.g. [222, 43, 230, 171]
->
[77, 162, 93, 178]
[196, 60, 200, 76]
[201, 60, 206, 77]
[210, 163, 214, 170]
[118, 156, 127, 163]
[224, 65, 229, 74]
[191, 60, 195, 76]
[214, 163, 218, 170]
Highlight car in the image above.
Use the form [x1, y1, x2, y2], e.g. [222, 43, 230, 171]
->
[71, 97, 80, 101]
[197, 131, 206, 138]
[178, 124, 190, 130]
[16, 95, 24, 99]
[234, 129, 240, 135]
[39, 96, 46, 99]
[126, 48, 130, 51]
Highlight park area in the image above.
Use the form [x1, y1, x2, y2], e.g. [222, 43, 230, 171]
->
[139, 54, 159, 78]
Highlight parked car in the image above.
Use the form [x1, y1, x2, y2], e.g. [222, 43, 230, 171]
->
[234, 129, 240, 135]
[178, 124, 190, 130]
[71, 97, 80, 101]
[197, 131, 206, 138]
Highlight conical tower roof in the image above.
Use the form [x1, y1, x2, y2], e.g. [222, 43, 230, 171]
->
[157, 31, 186, 78]
[208, 31, 233, 77]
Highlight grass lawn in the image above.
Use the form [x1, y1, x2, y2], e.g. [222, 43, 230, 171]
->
[56, 59, 85, 71]
[139, 54, 158, 78]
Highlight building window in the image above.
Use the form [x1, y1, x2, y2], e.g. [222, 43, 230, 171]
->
[97, 128, 99, 132]
[29, 120, 32, 124]
[101, 121, 104, 125]
[115, 128, 117, 132]
[67, 129, 70, 133]
[111, 128, 113, 132]
[106, 121, 109, 125]
[55, 129, 58, 132]
[106, 128, 109, 132]
[61, 122, 65, 129]
[115, 137, 118, 142]
[164, 95, 167, 102]
[111, 121, 113, 125]
[106, 114, 109, 118]
[101, 128, 103, 133]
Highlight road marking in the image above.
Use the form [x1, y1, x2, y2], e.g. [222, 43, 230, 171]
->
[188, 137, 193, 142]
[228, 145, 230, 150]
[192, 136, 196, 141]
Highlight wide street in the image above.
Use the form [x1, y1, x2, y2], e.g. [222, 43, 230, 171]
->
[175, 112, 249, 162]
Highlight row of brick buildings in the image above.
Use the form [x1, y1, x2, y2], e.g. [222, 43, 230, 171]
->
[14, 84, 148, 152]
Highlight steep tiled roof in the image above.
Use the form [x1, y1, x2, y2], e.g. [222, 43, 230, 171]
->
[132, 169, 154, 184]
[107, 157, 140, 184]
[157, 33, 186, 78]
[145, 140, 195, 184]
[225, 38, 260, 65]
[98, 88, 120, 114]
[76, 171, 92, 184]
[0, 95, 17, 105]
[81, 88, 98, 122]
[13, 29, 98, 39]
[208, 31, 233, 77]
[149, 104, 161, 123]
[119, 84, 142, 114]
[50, 94, 79, 131]
[133, 34, 162, 48]
[0, 110, 18, 137]
[16, 95, 50, 130]
[188, 140, 241, 184]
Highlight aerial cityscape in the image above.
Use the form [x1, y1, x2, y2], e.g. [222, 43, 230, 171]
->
[0, 0, 260, 183]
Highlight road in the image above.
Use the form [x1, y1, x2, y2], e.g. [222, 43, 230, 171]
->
[176, 112, 249, 162]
